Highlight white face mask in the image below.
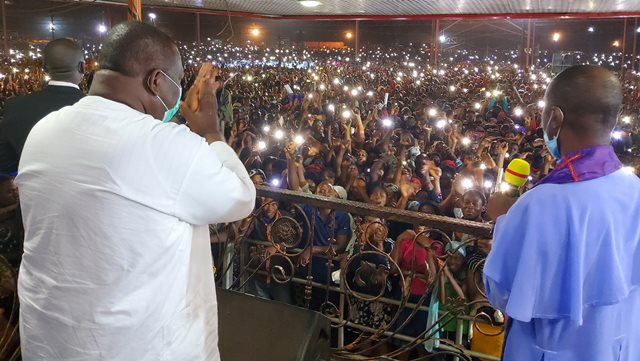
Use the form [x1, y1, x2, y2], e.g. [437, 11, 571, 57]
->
[156, 71, 182, 123]
[453, 207, 464, 219]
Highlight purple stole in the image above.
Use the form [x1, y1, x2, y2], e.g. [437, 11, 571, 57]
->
[536, 145, 622, 186]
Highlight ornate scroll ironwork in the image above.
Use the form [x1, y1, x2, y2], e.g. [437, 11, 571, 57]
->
[216, 186, 504, 361]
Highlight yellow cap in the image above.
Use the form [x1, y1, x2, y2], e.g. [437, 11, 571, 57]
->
[504, 159, 531, 187]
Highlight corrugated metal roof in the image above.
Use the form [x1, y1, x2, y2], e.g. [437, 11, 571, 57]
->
[81, 0, 640, 18]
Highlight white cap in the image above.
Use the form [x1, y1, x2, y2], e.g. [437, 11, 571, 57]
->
[333, 185, 347, 200]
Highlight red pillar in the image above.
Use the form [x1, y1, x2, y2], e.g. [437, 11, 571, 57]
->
[127, 0, 142, 21]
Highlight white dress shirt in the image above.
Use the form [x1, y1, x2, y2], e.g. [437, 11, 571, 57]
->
[47, 80, 80, 89]
[16, 96, 255, 361]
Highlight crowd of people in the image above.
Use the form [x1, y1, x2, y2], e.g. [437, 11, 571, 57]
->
[1, 36, 640, 359]
[169, 41, 637, 358]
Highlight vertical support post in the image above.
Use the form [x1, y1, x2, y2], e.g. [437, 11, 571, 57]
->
[622, 18, 628, 82]
[338, 292, 345, 348]
[221, 243, 234, 289]
[520, 20, 526, 70]
[524, 19, 533, 71]
[196, 12, 201, 44]
[452, 318, 465, 361]
[531, 20, 536, 68]
[50, 15, 54, 40]
[105, 6, 112, 29]
[354, 20, 360, 58]
[632, 18, 638, 73]
[127, 0, 142, 22]
[1, 0, 7, 55]
[431, 19, 440, 67]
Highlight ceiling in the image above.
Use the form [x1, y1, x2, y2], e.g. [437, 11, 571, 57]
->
[78, 0, 640, 19]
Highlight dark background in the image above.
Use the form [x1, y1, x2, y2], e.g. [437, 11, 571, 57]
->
[1, 0, 637, 53]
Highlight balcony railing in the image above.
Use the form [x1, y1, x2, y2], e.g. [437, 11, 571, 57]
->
[215, 185, 504, 361]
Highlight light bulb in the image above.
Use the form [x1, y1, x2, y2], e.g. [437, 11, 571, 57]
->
[299, 0, 322, 7]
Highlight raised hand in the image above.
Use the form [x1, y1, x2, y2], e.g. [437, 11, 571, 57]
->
[179, 76, 221, 142]
[184, 63, 218, 113]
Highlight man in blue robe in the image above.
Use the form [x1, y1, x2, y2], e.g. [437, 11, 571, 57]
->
[484, 65, 640, 361]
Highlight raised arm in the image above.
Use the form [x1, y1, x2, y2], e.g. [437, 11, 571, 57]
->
[176, 75, 256, 224]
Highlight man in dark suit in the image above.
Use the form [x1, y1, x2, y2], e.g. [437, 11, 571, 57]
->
[0, 38, 84, 174]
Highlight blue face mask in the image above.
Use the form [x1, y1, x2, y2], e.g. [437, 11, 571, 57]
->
[543, 120, 562, 160]
[156, 71, 182, 123]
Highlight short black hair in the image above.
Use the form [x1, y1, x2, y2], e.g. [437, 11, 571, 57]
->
[43, 38, 82, 76]
[463, 189, 487, 206]
[547, 65, 622, 132]
[98, 21, 178, 78]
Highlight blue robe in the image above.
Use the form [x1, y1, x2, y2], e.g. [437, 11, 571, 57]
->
[484, 169, 640, 361]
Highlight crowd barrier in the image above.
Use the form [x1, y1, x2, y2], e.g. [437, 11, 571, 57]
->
[215, 185, 503, 361]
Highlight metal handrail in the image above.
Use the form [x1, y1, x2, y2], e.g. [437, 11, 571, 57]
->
[255, 186, 494, 238]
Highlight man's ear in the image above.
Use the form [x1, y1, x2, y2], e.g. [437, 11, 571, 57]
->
[547, 106, 565, 134]
[146, 69, 163, 97]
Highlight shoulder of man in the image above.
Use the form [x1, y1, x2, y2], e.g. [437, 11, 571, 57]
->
[3, 92, 31, 111]
[514, 183, 564, 208]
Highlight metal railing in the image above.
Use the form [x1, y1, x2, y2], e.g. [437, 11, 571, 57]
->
[214, 185, 504, 361]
